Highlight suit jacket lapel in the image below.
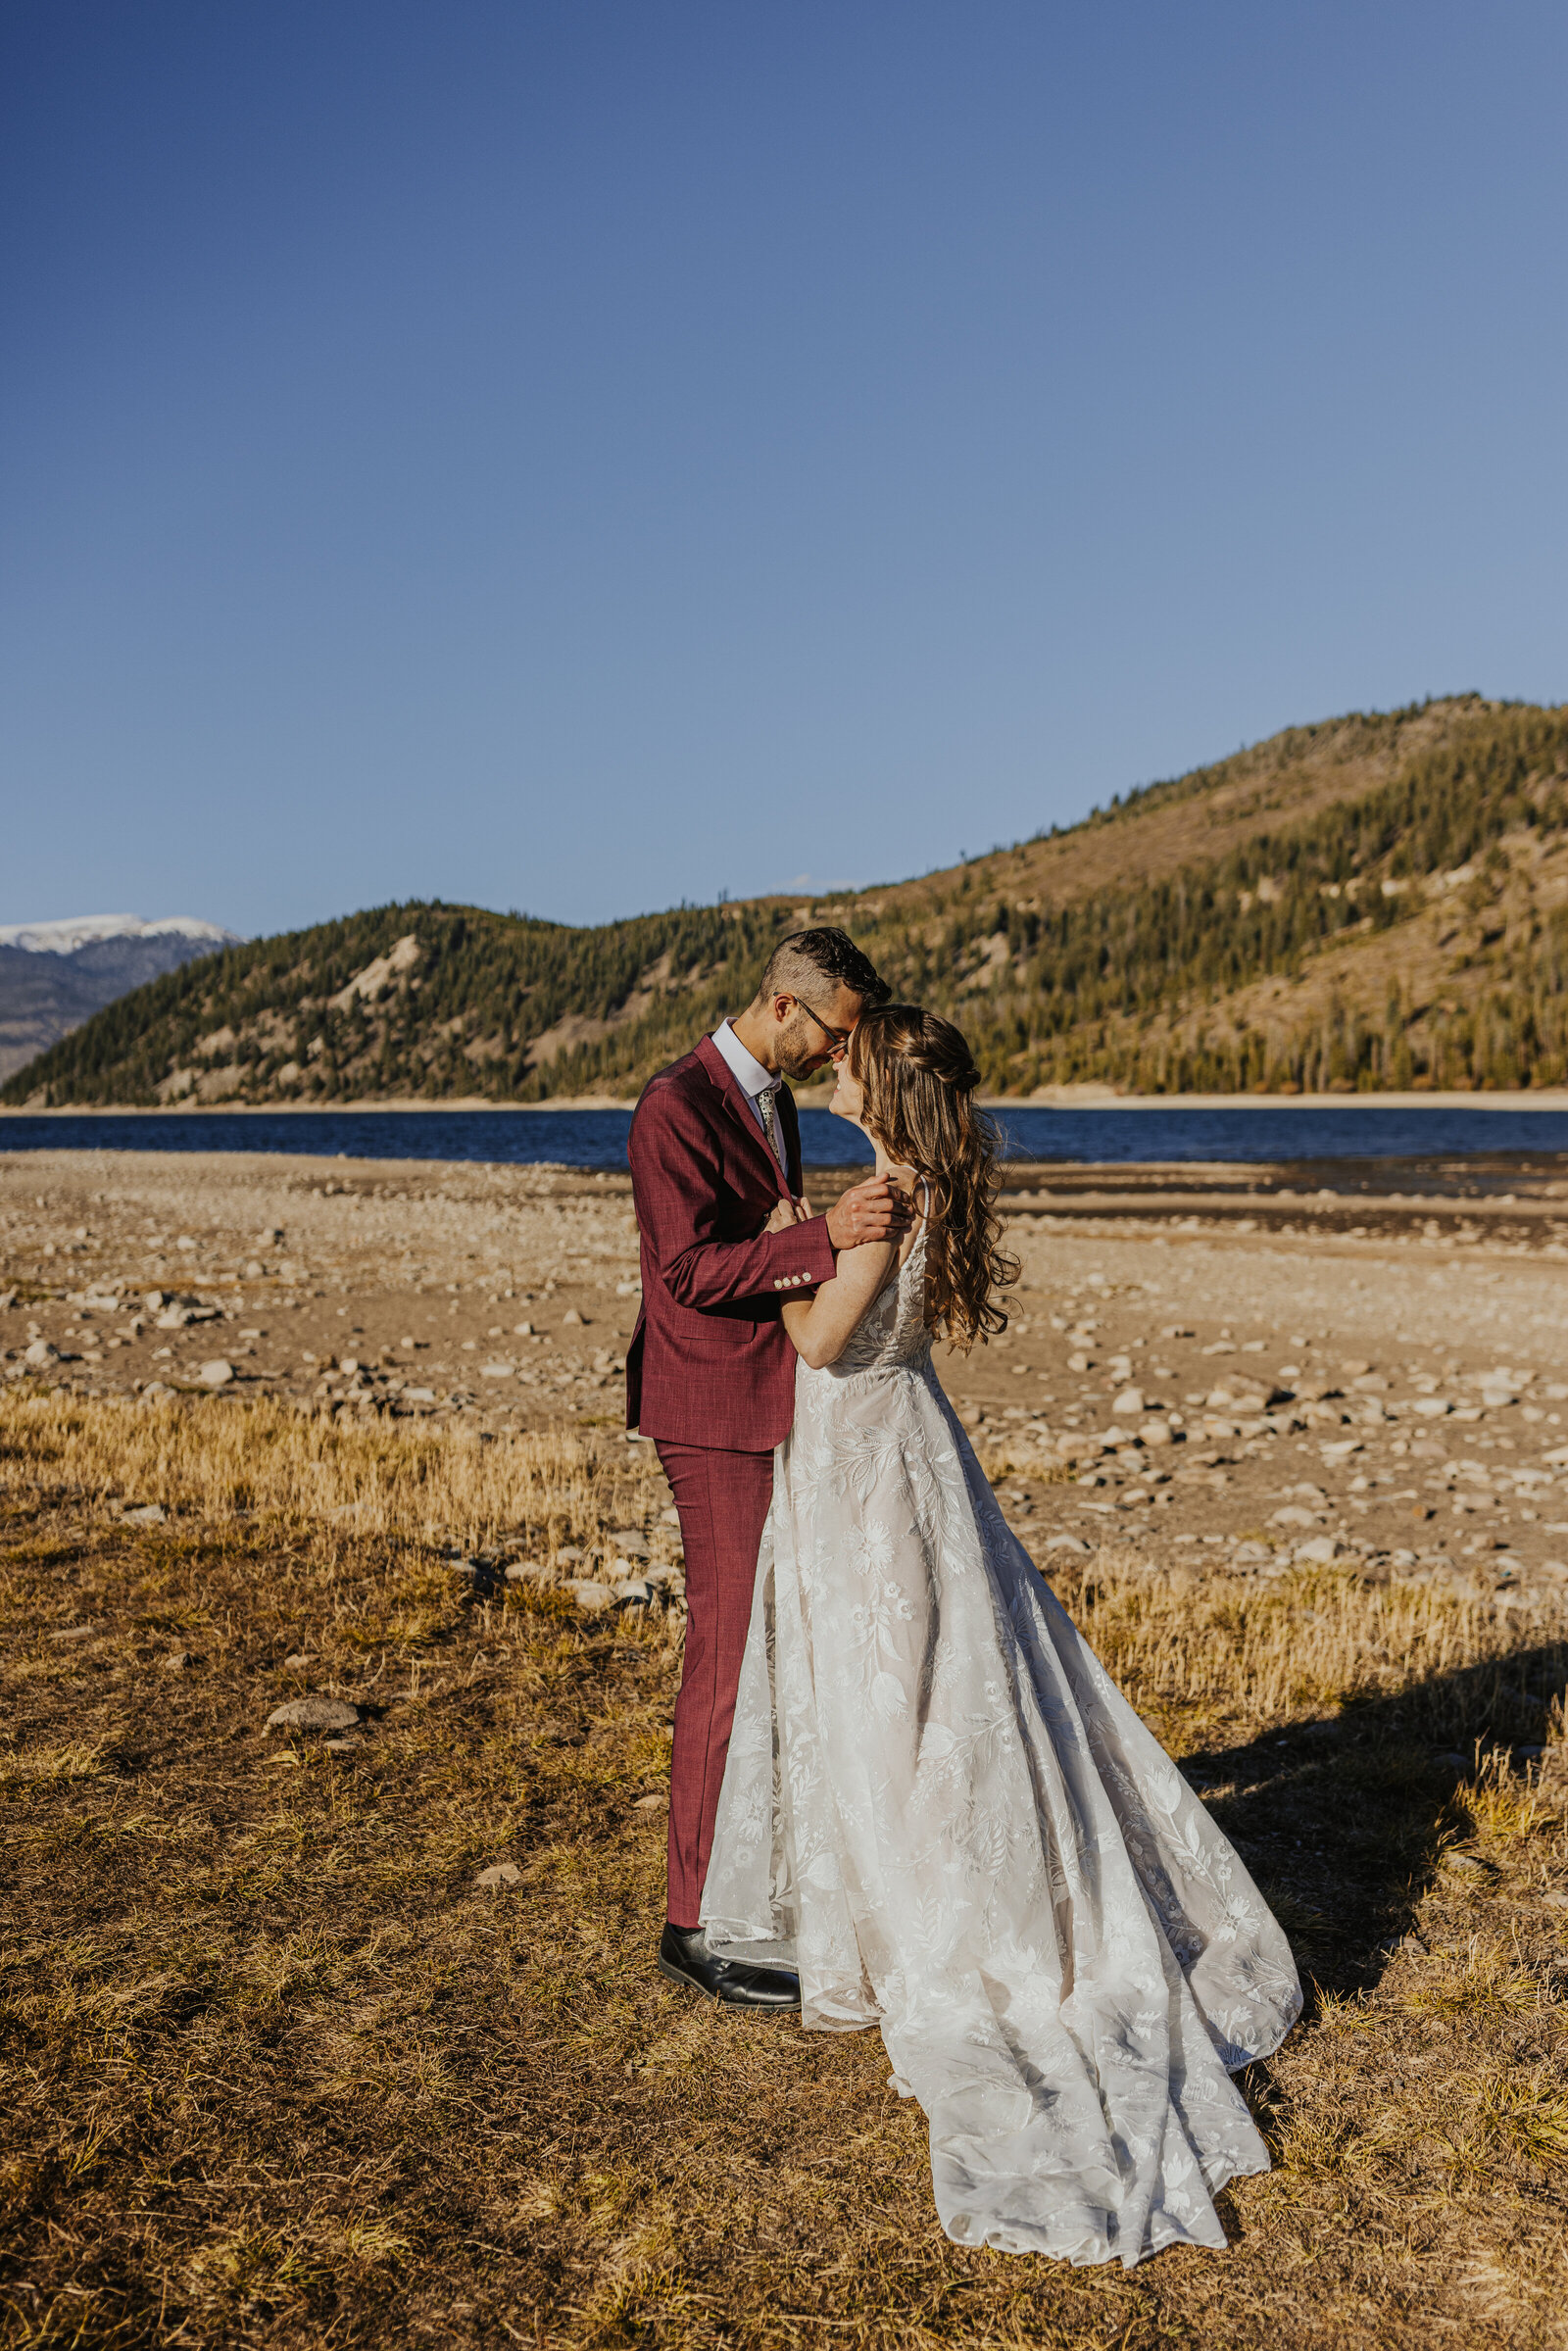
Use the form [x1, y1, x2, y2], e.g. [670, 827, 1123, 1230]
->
[776, 1081, 805, 1195]
[695, 1033, 790, 1198]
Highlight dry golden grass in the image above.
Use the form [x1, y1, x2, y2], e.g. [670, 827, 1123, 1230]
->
[3, 1392, 1568, 2350]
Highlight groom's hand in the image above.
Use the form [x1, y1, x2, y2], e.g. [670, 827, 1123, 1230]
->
[826, 1174, 915, 1252]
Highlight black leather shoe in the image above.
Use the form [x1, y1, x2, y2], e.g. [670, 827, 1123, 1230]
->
[657, 1923, 800, 2009]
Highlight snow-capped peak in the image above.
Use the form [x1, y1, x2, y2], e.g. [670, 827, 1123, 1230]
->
[0, 913, 243, 955]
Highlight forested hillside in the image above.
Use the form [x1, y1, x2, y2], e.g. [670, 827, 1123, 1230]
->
[8, 694, 1568, 1106]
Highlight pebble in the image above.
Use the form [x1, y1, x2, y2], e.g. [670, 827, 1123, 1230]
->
[479, 1362, 514, 1379]
[48, 1622, 103, 1642]
[122, 1503, 167, 1525]
[1110, 1386, 1145, 1417]
[265, 1694, 361, 1732]
[1294, 1536, 1343, 1564]
[476, 1861, 522, 1888]
[562, 1308, 585, 1327]
[1045, 1533, 1091, 1554]
[162, 1649, 191, 1670]
[198, 1359, 235, 1387]
[565, 1579, 616, 1612]
[633, 1792, 665, 1810]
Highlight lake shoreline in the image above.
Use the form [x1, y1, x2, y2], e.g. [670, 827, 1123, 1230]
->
[10, 1086, 1568, 1118]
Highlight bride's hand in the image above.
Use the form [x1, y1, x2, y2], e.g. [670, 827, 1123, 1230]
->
[763, 1196, 807, 1234]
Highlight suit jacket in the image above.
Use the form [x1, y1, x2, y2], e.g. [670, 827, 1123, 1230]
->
[625, 1033, 838, 1450]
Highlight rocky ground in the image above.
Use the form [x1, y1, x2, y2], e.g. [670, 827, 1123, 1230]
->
[5, 1145, 1568, 1628]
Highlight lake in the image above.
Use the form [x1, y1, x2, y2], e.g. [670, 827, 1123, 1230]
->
[6, 1102, 1568, 1167]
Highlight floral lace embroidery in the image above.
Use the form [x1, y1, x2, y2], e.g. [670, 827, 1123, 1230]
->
[704, 1219, 1302, 2267]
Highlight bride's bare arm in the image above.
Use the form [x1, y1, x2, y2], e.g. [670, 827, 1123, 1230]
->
[780, 1240, 899, 1369]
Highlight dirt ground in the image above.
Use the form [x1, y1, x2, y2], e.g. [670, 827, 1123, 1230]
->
[4, 1147, 1568, 2349]
[6, 1147, 1568, 1625]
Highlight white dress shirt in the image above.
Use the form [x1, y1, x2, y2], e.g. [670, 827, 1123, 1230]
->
[712, 1018, 789, 1178]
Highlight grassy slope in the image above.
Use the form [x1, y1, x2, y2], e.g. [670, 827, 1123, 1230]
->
[3, 1394, 1566, 2347]
[8, 694, 1568, 1108]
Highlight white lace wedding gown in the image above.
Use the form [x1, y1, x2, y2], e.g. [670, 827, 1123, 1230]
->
[702, 1215, 1302, 2268]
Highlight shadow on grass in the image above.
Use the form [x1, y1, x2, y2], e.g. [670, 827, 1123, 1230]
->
[1179, 1634, 1568, 2001]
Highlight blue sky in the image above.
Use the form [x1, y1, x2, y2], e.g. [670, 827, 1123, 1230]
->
[3, 1, 1565, 938]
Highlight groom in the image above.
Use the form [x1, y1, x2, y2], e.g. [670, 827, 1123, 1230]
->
[626, 927, 907, 2006]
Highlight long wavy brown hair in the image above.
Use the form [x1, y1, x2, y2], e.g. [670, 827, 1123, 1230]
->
[848, 1004, 1018, 1349]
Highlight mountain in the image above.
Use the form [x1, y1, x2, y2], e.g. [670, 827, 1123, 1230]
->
[0, 915, 243, 1086]
[6, 694, 1568, 1108]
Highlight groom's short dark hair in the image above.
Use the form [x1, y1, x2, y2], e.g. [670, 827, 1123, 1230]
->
[760, 927, 889, 1009]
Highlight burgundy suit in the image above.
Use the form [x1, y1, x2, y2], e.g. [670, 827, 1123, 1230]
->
[626, 1033, 837, 1925]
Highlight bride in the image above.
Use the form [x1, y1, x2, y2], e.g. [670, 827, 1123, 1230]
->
[701, 1004, 1302, 2269]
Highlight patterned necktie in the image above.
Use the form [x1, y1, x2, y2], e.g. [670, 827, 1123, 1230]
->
[757, 1083, 786, 1175]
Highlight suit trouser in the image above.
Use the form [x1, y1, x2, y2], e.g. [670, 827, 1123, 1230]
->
[656, 1441, 774, 1930]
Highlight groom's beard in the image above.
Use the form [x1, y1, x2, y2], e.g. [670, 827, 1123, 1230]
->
[773, 1018, 832, 1084]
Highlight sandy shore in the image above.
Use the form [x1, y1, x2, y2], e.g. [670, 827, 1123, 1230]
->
[10, 1085, 1568, 1115]
[5, 1145, 1568, 1616]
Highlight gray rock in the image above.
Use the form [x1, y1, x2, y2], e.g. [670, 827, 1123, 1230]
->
[162, 1649, 191, 1671]
[476, 1860, 521, 1888]
[122, 1502, 167, 1524]
[565, 1579, 616, 1612]
[48, 1621, 103, 1642]
[24, 1340, 60, 1366]
[266, 1694, 360, 1732]
[198, 1359, 235, 1388]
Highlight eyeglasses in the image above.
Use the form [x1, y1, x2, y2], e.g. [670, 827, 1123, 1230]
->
[796, 1000, 853, 1058]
